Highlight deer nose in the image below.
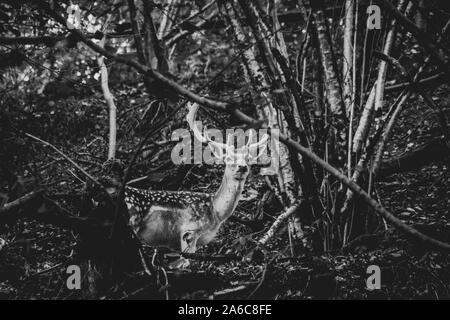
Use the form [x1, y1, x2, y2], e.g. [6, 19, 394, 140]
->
[238, 165, 248, 173]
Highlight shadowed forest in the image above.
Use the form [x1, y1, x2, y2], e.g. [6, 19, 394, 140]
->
[0, 0, 449, 300]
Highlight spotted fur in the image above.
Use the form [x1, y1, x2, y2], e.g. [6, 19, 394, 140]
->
[124, 187, 218, 251]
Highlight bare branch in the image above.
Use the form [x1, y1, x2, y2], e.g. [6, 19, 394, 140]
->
[258, 202, 302, 246]
[0, 190, 43, 216]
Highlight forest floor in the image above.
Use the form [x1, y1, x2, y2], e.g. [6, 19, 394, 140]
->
[0, 79, 449, 300]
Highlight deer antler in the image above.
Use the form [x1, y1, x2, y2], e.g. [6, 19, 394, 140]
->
[247, 130, 269, 150]
[187, 103, 269, 161]
[187, 102, 207, 143]
[187, 102, 231, 151]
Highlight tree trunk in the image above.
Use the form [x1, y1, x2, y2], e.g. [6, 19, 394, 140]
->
[342, 0, 354, 115]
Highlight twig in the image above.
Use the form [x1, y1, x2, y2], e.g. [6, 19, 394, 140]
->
[25, 133, 106, 194]
[211, 284, 251, 299]
[139, 249, 153, 276]
[120, 283, 154, 300]
[180, 252, 240, 262]
[25, 262, 65, 279]
[384, 72, 446, 92]
[246, 263, 268, 299]
[258, 202, 302, 246]
[0, 190, 43, 216]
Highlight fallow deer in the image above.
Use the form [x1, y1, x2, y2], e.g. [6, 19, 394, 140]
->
[124, 103, 268, 266]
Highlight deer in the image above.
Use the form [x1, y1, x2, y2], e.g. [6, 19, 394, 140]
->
[124, 103, 268, 267]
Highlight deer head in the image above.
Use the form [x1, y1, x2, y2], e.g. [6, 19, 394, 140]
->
[186, 103, 269, 183]
[186, 103, 269, 222]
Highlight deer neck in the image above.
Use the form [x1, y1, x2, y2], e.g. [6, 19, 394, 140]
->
[211, 174, 246, 223]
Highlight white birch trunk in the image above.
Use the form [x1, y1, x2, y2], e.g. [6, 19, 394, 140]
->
[343, 0, 354, 116]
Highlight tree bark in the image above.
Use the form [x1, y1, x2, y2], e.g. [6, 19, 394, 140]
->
[310, 1, 346, 119]
[342, 0, 354, 115]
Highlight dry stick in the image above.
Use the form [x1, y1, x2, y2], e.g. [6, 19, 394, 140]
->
[385, 72, 446, 93]
[212, 284, 251, 299]
[120, 283, 154, 300]
[258, 202, 302, 245]
[42, 4, 450, 252]
[0, 190, 43, 216]
[97, 37, 117, 159]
